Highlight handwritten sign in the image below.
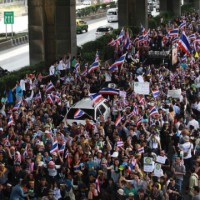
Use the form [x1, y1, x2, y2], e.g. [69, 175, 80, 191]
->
[167, 89, 181, 98]
[134, 82, 150, 95]
[156, 156, 166, 164]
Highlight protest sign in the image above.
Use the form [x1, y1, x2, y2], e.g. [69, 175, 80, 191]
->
[143, 157, 154, 172]
[156, 155, 166, 164]
[134, 82, 150, 95]
[154, 163, 163, 177]
[167, 89, 181, 98]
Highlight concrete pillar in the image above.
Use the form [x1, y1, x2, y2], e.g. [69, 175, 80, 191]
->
[28, 0, 77, 66]
[134, 0, 148, 28]
[172, 0, 181, 16]
[160, 0, 168, 14]
[118, 0, 129, 28]
[160, 0, 181, 16]
[118, 0, 148, 29]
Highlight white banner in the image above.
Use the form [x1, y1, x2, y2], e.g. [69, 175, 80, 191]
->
[134, 82, 150, 95]
[167, 89, 181, 98]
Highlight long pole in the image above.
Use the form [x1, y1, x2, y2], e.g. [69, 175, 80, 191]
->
[5, 24, 7, 39]
[11, 24, 13, 38]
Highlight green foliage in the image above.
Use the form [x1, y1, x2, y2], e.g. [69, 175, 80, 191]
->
[181, 3, 195, 14]
[76, 2, 117, 18]
[0, 62, 45, 95]
[148, 18, 157, 29]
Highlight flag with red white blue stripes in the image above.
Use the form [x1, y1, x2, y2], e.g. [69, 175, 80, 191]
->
[50, 140, 58, 154]
[74, 109, 85, 119]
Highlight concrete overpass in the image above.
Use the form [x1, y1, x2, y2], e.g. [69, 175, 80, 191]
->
[28, 0, 199, 66]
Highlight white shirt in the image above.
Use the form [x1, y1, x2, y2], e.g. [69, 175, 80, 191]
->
[187, 119, 199, 130]
[20, 79, 26, 91]
[195, 75, 200, 88]
[57, 60, 65, 71]
[180, 142, 193, 159]
[49, 65, 55, 75]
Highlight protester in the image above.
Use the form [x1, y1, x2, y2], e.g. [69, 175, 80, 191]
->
[0, 11, 200, 200]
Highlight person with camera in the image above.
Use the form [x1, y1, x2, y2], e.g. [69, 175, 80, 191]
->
[147, 129, 161, 155]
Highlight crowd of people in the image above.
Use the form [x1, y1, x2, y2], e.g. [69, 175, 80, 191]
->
[0, 11, 200, 200]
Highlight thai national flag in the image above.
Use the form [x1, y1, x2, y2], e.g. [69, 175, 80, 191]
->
[47, 94, 55, 104]
[179, 21, 186, 29]
[112, 53, 126, 66]
[115, 115, 122, 126]
[172, 37, 179, 44]
[141, 24, 145, 33]
[138, 35, 144, 43]
[34, 91, 42, 100]
[90, 93, 103, 104]
[109, 65, 118, 72]
[99, 88, 119, 95]
[149, 106, 159, 117]
[124, 30, 131, 49]
[65, 150, 70, 159]
[181, 54, 187, 63]
[178, 31, 191, 55]
[117, 140, 124, 147]
[136, 117, 143, 126]
[88, 61, 99, 73]
[58, 144, 65, 154]
[12, 101, 21, 111]
[152, 90, 160, 98]
[195, 36, 200, 44]
[133, 37, 139, 44]
[128, 106, 138, 118]
[159, 74, 163, 82]
[74, 109, 85, 119]
[46, 81, 55, 93]
[169, 29, 179, 37]
[54, 94, 61, 103]
[116, 28, 124, 42]
[81, 63, 88, 76]
[139, 95, 145, 105]
[137, 147, 144, 153]
[74, 62, 80, 73]
[108, 38, 116, 46]
[7, 115, 14, 127]
[50, 140, 58, 154]
[189, 34, 196, 41]
[188, 23, 193, 29]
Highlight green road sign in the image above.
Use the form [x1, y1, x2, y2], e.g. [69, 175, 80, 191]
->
[4, 11, 14, 24]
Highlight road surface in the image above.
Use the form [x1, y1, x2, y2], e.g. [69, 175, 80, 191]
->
[0, 17, 118, 71]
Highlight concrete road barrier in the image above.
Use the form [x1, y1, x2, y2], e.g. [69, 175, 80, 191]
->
[0, 35, 29, 51]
